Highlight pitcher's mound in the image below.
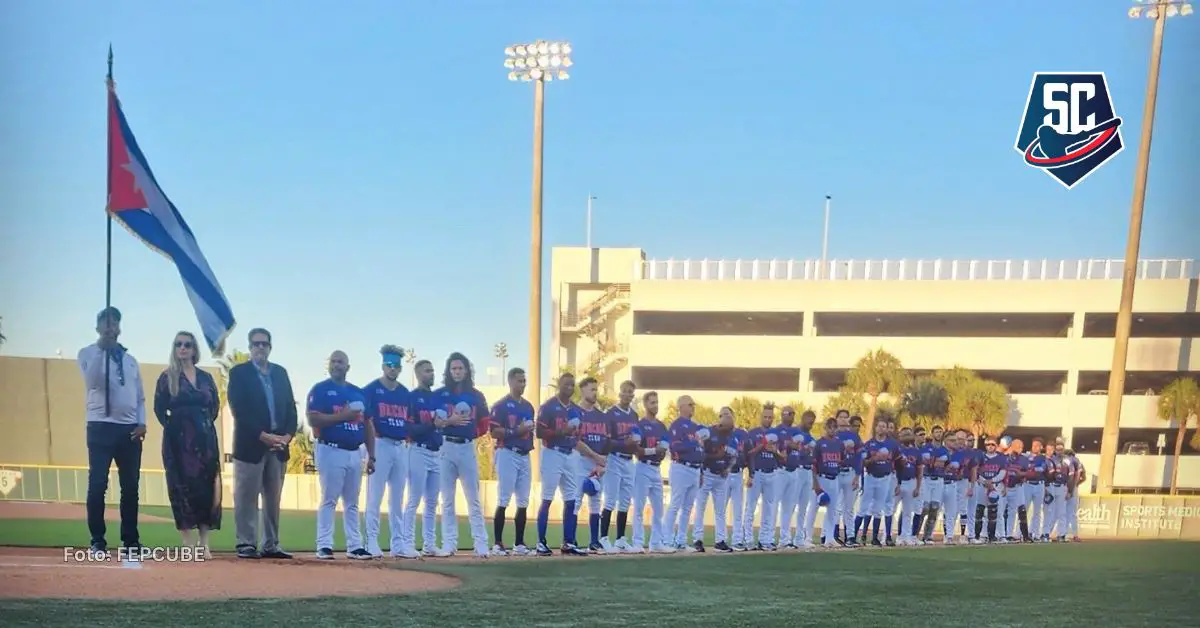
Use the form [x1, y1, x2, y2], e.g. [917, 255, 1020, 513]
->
[0, 548, 459, 600]
[0, 500, 172, 523]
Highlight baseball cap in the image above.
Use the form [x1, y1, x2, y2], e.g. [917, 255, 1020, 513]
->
[96, 306, 122, 323]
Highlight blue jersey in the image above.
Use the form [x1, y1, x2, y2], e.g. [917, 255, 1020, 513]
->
[977, 452, 1006, 482]
[778, 424, 802, 471]
[724, 427, 744, 470]
[746, 426, 783, 473]
[836, 430, 863, 472]
[896, 444, 921, 482]
[792, 428, 815, 468]
[668, 417, 705, 465]
[1005, 453, 1028, 489]
[362, 378, 410, 441]
[864, 438, 898, 477]
[537, 397, 580, 453]
[814, 436, 845, 477]
[703, 425, 736, 474]
[1028, 453, 1048, 482]
[577, 406, 611, 455]
[1047, 454, 1069, 485]
[606, 405, 640, 456]
[433, 386, 488, 441]
[925, 445, 950, 480]
[489, 394, 535, 455]
[406, 386, 442, 451]
[946, 449, 973, 481]
[306, 378, 367, 447]
[635, 418, 669, 465]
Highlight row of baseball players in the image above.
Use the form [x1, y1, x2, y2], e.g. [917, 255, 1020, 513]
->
[303, 348, 1084, 559]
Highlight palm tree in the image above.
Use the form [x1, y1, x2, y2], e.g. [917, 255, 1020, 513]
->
[949, 376, 1009, 442]
[1157, 377, 1200, 495]
[729, 395, 765, 431]
[821, 386, 869, 420]
[902, 377, 950, 431]
[215, 350, 251, 415]
[694, 403, 719, 425]
[287, 434, 315, 475]
[783, 400, 813, 418]
[846, 349, 909, 425]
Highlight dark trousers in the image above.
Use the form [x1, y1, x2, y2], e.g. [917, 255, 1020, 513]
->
[86, 422, 144, 547]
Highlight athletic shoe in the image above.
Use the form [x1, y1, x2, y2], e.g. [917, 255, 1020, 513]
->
[474, 549, 491, 559]
[871, 538, 883, 547]
[969, 538, 984, 546]
[599, 538, 615, 554]
[783, 543, 798, 550]
[801, 541, 816, 550]
[588, 541, 604, 554]
[429, 548, 453, 558]
[614, 537, 632, 553]
[348, 548, 373, 560]
[316, 547, 335, 560]
[511, 544, 532, 556]
[490, 544, 510, 557]
[942, 537, 953, 546]
[562, 543, 589, 556]
[1071, 536, 1082, 543]
[713, 541, 733, 553]
[650, 544, 676, 554]
[366, 545, 384, 558]
[731, 542, 748, 552]
[691, 540, 705, 553]
[885, 537, 896, 547]
[535, 542, 553, 557]
[391, 549, 421, 559]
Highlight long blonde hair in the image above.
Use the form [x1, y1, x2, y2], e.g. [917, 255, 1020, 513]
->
[167, 331, 200, 397]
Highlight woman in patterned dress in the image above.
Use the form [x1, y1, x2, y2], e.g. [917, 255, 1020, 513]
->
[154, 331, 221, 557]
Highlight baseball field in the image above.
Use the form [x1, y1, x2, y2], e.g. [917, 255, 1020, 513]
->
[0, 502, 1196, 627]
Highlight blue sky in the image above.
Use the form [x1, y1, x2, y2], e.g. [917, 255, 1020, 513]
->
[2, 0, 1196, 401]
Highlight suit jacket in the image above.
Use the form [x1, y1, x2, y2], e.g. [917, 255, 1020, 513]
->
[227, 361, 299, 464]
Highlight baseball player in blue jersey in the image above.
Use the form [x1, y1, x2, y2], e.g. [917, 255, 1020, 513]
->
[691, 407, 737, 552]
[919, 426, 949, 544]
[857, 419, 899, 546]
[534, 372, 606, 556]
[599, 380, 640, 553]
[894, 427, 923, 546]
[1043, 442, 1073, 542]
[1024, 437, 1048, 542]
[1065, 449, 1084, 542]
[772, 406, 802, 549]
[307, 351, 375, 560]
[433, 352, 491, 558]
[742, 403, 784, 551]
[833, 411, 862, 546]
[1002, 439, 1031, 543]
[488, 367, 535, 556]
[961, 430, 984, 541]
[942, 432, 969, 544]
[397, 360, 443, 558]
[880, 418, 902, 543]
[573, 377, 612, 553]
[629, 391, 673, 553]
[782, 410, 817, 549]
[363, 345, 411, 558]
[727, 425, 750, 550]
[812, 417, 845, 548]
[973, 437, 1007, 543]
[664, 395, 707, 551]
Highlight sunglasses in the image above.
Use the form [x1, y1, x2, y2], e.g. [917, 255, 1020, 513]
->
[383, 360, 402, 368]
[174, 340, 193, 349]
[251, 340, 271, 348]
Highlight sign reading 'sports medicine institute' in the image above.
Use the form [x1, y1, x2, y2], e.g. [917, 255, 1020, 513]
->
[1075, 496, 1200, 538]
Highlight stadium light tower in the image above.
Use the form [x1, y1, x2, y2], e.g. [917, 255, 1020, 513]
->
[505, 40, 572, 408]
[1097, 0, 1191, 495]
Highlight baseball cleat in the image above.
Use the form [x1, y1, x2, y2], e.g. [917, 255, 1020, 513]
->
[650, 544, 676, 554]
[348, 548, 374, 560]
[691, 540, 705, 553]
[588, 541, 604, 554]
[474, 549, 491, 559]
[315, 548, 335, 560]
[614, 538, 632, 553]
[713, 541, 733, 553]
[490, 545, 510, 557]
[511, 544, 532, 556]
[801, 541, 815, 550]
[535, 542, 554, 556]
[885, 537, 896, 547]
[562, 543, 588, 556]
[429, 548, 453, 558]
[599, 538, 615, 554]
[392, 549, 421, 559]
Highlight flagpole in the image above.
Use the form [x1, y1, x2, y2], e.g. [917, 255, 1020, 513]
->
[104, 44, 113, 417]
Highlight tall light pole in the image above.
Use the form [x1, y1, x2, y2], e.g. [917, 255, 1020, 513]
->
[819, 195, 832, 279]
[1097, 0, 1192, 495]
[505, 40, 572, 409]
[586, 193, 597, 249]
[494, 342, 509, 377]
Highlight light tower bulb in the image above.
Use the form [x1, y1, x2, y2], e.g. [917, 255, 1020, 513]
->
[530, 68, 544, 80]
[537, 41, 549, 54]
[508, 71, 519, 81]
[514, 45, 526, 56]
[504, 46, 516, 57]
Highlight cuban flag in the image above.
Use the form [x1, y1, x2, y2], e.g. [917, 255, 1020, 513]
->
[107, 83, 235, 355]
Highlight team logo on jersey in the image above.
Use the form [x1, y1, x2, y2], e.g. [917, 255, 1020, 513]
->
[1014, 72, 1124, 189]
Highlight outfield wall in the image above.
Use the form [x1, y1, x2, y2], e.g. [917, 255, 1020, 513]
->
[2, 464, 1198, 539]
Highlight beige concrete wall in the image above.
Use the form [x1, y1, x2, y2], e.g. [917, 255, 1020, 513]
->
[0, 356, 224, 469]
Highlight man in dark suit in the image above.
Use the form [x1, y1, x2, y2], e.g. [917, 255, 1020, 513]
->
[227, 327, 298, 559]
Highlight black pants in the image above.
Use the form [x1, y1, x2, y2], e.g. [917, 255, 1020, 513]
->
[86, 422, 143, 547]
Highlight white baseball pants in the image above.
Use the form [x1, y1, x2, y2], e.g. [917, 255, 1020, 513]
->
[897, 478, 919, 540]
[813, 474, 840, 545]
[315, 442, 364, 552]
[726, 472, 745, 546]
[965, 481, 981, 538]
[792, 468, 813, 545]
[775, 468, 801, 545]
[495, 448, 531, 509]
[665, 463, 700, 546]
[1043, 484, 1068, 537]
[1067, 491, 1080, 536]
[692, 470, 730, 543]
[401, 444, 441, 554]
[943, 480, 962, 539]
[539, 448, 579, 502]
[365, 437, 408, 555]
[603, 454, 635, 513]
[439, 440, 489, 553]
[836, 470, 857, 535]
[1003, 484, 1025, 538]
[742, 469, 780, 546]
[630, 461, 666, 549]
[860, 473, 892, 518]
[1024, 481, 1045, 537]
[573, 454, 602, 515]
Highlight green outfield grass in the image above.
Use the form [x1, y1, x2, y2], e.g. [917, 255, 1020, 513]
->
[0, 540, 1196, 627]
